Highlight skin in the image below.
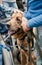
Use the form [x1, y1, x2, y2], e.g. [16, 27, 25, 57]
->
[12, 9, 30, 32]
[0, 0, 2, 4]
[21, 17, 30, 32]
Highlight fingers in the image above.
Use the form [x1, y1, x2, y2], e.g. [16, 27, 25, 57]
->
[21, 17, 30, 32]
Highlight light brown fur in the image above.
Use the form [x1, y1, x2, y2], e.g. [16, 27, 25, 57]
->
[7, 10, 37, 65]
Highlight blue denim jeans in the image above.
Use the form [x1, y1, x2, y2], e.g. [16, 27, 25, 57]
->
[0, 1, 18, 18]
[2, 1, 18, 9]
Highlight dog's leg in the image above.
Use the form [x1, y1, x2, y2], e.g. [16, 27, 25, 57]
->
[18, 45, 28, 65]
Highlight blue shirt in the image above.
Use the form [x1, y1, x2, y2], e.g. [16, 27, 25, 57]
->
[24, 0, 42, 28]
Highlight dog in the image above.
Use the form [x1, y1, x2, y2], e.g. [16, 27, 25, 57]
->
[7, 9, 37, 65]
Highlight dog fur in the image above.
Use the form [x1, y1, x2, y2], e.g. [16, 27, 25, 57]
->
[7, 10, 37, 65]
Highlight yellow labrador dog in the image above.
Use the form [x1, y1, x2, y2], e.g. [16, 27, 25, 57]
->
[7, 9, 37, 65]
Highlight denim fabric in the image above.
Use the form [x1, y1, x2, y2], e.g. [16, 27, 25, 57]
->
[0, 54, 2, 65]
[2, 1, 18, 9]
[0, 6, 6, 19]
[0, 1, 18, 18]
[0, 23, 8, 34]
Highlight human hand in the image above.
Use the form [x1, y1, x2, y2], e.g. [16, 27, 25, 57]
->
[21, 17, 30, 32]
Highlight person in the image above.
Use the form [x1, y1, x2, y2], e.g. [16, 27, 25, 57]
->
[21, 0, 42, 31]
[0, 0, 2, 4]
[22, 1, 27, 11]
[16, 0, 24, 11]
[21, 0, 42, 63]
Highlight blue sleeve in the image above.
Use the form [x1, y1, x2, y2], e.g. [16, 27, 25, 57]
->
[24, 11, 31, 19]
[27, 15, 42, 28]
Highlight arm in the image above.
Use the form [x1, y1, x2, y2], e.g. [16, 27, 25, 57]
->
[24, 10, 31, 19]
[21, 15, 42, 32]
[28, 15, 42, 28]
